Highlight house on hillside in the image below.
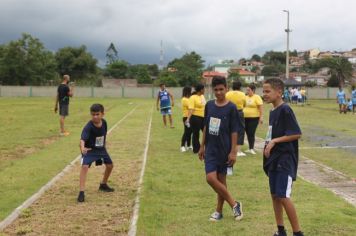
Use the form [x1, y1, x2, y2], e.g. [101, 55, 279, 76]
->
[202, 71, 227, 85]
[212, 63, 236, 74]
[229, 68, 257, 83]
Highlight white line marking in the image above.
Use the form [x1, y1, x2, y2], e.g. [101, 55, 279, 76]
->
[300, 145, 356, 150]
[128, 107, 153, 236]
[0, 105, 139, 231]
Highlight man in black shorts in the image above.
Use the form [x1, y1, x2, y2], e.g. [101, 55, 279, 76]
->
[54, 75, 74, 136]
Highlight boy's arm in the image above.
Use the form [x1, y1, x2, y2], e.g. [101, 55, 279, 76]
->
[228, 132, 237, 166]
[169, 91, 174, 107]
[54, 92, 59, 113]
[258, 105, 263, 124]
[156, 94, 160, 111]
[80, 140, 91, 154]
[68, 85, 74, 97]
[264, 134, 301, 158]
[198, 126, 206, 161]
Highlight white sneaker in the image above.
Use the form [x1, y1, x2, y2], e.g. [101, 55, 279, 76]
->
[244, 149, 251, 154]
[180, 146, 187, 152]
[209, 211, 223, 221]
[237, 151, 246, 157]
[250, 149, 256, 155]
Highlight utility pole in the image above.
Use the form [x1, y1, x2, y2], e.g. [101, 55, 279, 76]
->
[283, 10, 291, 79]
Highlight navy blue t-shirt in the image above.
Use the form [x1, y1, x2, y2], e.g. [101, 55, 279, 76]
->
[57, 84, 70, 105]
[81, 119, 108, 154]
[204, 100, 242, 163]
[263, 103, 301, 181]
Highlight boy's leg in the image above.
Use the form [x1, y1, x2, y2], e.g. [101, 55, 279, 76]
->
[102, 163, 114, 184]
[281, 198, 301, 233]
[216, 173, 228, 213]
[206, 171, 235, 207]
[168, 114, 174, 128]
[162, 115, 167, 127]
[60, 116, 65, 133]
[79, 165, 89, 191]
[272, 195, 284, 227]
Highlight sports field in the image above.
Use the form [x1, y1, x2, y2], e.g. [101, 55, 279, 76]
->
[0, 98, 355, 235]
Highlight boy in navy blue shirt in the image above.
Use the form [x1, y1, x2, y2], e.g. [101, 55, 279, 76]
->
[198, 76, 243, 221]
[263, 78, 304, 236]
[77, 104, 114, 202]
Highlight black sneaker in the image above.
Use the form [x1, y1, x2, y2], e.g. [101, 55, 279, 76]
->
[293, 232, 304, 236]
[77, 191, 85, 202]
[99, 183, 115, 192]
[273, 231, 287, 236]
[232, 201, 243, 221]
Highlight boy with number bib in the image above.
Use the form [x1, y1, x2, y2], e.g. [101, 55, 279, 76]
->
[77, 104, 114, 203]
[198, 76, 243, 221]
[156, 83, 174, 128]
[263, 78, 304, 236]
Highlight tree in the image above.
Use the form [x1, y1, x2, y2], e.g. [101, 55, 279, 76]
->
[55, 45, 97, 81]
[106, 42, 118, 65]
[167, 51, 205, 86]
[314, 57, 353, 87]
[228, 70, 241, 81]
[0, 33, 57, 85]
[156, 70, 179, 87]
[251, 54, 261, 62]
[128, 64, 152, 84]
[105, 60, 129, 79]
[327, 73, 339, 87]
[261, 65, 284, 76]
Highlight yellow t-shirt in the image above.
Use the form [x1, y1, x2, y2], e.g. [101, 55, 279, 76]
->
[243, 94, 263, 118]
[226, 90, 246, 110]
[188, 94, 206, 117]
[181, 97, 190, 117]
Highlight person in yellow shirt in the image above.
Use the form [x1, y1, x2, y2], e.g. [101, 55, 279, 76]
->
[226, 81, 247, 157]
[181, 86, 193, 152]
[243, 84, 263, 155]
[186, 84, 206, 153]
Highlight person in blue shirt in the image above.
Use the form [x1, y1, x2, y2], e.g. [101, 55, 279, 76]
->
[336, 87, 347, 114]
[77, 104, 114, 203]
[346, 99, 353, 112]
[156, 83, 175, 128]
[263, 78, 304, 236]
[198, 76, 243, 222]
[351, 85, 356, 114]
[283, 88, 290, 103]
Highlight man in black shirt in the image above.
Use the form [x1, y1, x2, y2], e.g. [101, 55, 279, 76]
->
[54, 75, 74, 136]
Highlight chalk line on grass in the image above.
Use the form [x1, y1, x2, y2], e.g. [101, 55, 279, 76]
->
[128, 107, 153, 236]
[0, 105, 139, 231]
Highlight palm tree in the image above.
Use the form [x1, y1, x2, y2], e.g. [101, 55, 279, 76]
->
[317, 57, 353, 87]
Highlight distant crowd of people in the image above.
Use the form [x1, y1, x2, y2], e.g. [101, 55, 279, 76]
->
[336, 86, 356, 114]
[283, 87, 307, 105]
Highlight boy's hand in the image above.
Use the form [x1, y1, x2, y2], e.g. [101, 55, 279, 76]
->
[81, 147, 92, 155]
[227, 152, 236, 166]
[54, 105, 58, 113]
[198, 146, 205, 161]
[264, 140, 276, 158]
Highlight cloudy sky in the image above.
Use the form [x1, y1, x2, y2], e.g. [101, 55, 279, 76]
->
[0, 0, 355, 66]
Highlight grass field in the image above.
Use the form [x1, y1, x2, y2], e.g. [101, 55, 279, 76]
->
[0, 98, 355, 235]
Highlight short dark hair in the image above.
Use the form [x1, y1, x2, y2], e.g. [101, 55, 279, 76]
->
[90, 104, 104, 113]
[264, 78, 284, 92]
[212, 76, 227, 88]
[232, 80, 242, 90]
[159, 83, 165, 86]
[248, 83, 256, 92]
[194, 83, 205, 93]
[182, 86, 192, 97]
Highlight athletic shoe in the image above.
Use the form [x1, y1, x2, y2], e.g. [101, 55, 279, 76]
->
[188, 146, 193, 150]
[60, 131, 70, 136]
[232, 201, 243, 221]
[180, 146, 187, 152]
[77, 191, 85, 202]
[237, 151, 246, 157]
[293, 232, 304, 236]
[273, 231, 287, 236]
[250, 149, 256, 155]
[209, 211, 223, 221]
[99, 183, 115, 192]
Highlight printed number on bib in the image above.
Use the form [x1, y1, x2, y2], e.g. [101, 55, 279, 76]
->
[209, 117, 221, 136]
[95, 136, 105, 147]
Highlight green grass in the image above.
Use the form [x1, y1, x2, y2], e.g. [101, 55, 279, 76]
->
[0, 97, 140, 220]
[137, 108, 356, 235]
[256, 100, 356, 178]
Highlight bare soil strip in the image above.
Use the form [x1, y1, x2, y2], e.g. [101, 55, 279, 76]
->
[255, 137, 356, 207]
[1, 105, 154, 235]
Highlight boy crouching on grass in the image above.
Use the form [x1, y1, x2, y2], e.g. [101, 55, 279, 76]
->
[198, 76, 243, 221]
[262, 78, 304, 236]
[77, 104, 114, 203]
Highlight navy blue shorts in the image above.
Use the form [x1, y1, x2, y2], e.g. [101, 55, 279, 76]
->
[81, 152, 113, 166]
[204, 157, 228, 175]
[268, 171, 293, 198]
[160, 107, 172, 115]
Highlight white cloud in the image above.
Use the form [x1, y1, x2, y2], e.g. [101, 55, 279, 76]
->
[0, 0, 355, 65]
